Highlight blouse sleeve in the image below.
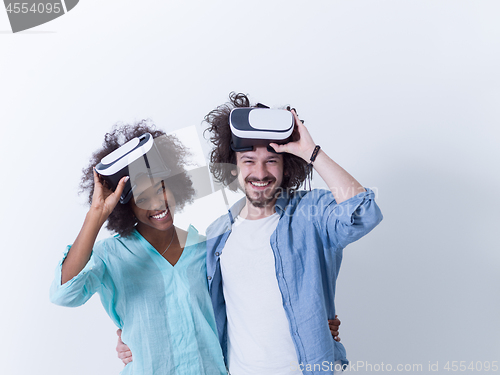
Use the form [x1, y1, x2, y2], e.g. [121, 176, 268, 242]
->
[49, 243, 107, 307]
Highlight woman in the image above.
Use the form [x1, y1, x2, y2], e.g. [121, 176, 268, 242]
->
[50, 121, 227, 374]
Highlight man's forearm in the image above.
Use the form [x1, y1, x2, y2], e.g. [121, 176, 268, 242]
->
[310, 149, 365, 204]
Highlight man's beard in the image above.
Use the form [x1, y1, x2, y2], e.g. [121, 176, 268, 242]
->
[246, 191, 276, 208]
[244, 177, 280, 208]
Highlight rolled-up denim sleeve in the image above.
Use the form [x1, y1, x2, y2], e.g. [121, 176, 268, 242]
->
[323, 188, 383, 249]
[49, 244, 106, 307]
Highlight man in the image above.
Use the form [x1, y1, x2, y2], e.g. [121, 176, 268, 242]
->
[117, 93, 382, 374]
[202, 93, 382, 374]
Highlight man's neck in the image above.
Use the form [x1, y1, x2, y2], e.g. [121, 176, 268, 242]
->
[239, 198, 277, 220]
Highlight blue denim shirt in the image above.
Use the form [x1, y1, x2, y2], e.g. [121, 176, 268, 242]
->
[206, 188, 382, 374]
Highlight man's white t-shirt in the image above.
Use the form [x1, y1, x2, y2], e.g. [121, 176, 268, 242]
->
[220, 213, 300, 375]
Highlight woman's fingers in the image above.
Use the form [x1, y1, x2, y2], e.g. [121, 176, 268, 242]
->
[328, 315, 341, 341]
[328, 316, 341, 327]
[92, 168, 103, 193]
[113, 176, 129, 199]
[104, 176, 129, 209]
[91, 172, 128, 216]
[328, 319, 340, 329]
[90, 168, 107, 209]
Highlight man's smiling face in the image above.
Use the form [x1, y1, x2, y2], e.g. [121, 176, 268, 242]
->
[234, 146, 284, 208]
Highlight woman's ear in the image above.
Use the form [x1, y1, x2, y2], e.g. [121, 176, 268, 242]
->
[230, 169, 237, 176]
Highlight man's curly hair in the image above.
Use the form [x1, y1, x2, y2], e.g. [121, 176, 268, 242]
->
[203, 92, 310, 192]
[80, 120, 195, 237]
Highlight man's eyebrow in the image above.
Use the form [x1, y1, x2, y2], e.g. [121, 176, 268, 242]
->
[239, 154, 255, 160]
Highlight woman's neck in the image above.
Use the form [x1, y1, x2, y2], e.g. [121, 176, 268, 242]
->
[136, 224, 176, 252]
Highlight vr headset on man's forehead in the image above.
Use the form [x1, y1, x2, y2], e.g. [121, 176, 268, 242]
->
[229, 104, 295, 152]
[95, 133, 171, 204]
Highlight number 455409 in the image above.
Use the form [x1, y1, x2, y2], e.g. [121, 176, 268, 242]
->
[444, 361, 498, 371]
[6, 3, 61, 14]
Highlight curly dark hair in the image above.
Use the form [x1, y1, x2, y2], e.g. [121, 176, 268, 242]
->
[203, 92, 310, 192]
[80, 120, 195, 237]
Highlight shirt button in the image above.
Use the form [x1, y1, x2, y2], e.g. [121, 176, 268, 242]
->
[215, 252, 220, 256]
[207, 276, 212, 280]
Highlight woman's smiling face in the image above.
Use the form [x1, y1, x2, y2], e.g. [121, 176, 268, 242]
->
[130, 178, 176, 233]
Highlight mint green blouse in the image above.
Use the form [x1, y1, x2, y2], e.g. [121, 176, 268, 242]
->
[50, 226, 227, 375]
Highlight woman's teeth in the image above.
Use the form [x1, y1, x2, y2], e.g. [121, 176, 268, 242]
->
[151, 209, 168, 219]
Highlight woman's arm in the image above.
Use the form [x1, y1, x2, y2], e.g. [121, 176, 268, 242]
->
[61, 170, 128, 284]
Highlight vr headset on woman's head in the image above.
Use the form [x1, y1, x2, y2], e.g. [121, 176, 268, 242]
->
[95, 133, 171, 204]
[229, 105, 295, 153]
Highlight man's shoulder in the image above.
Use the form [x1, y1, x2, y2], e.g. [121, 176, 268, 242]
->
[206, 211, 233, 240]
[207, 196, 246, 237]
[298, 188, 333, 200]
[280, 188, 335, 208]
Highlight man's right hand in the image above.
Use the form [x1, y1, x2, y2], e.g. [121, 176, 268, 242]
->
[116, 329, 133, 365]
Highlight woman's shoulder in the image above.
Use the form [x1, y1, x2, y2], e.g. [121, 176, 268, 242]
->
[94, 231, 140, 252]
[186, 225, 207, 244]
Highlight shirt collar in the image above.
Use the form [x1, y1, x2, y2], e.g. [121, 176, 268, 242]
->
[275, 190, 292, 216]
[228, 197, 247, 225]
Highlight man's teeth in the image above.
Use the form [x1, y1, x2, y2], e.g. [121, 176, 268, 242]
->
[250, 181, 270, 187]
[151, 210, 168, 219]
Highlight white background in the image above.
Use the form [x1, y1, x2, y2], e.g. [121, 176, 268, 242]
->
[1, 1, 499, 374]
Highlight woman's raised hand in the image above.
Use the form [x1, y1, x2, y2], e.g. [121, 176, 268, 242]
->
[90, 169, 129, 223]
[60, 171, 129, 284]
